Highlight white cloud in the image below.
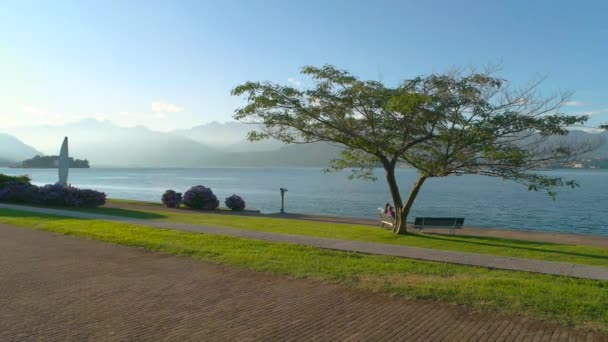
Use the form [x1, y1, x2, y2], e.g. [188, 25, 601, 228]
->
[287, 77, 302, 87]
[151, 101, 184, 113]
[34, 119, 56, 126]
[22, 105, 49, 116]
[576, 108, 608, 117]
[564, 101, 591, 107]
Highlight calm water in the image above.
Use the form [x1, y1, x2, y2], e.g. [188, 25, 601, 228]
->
[1, 167, 607, 236]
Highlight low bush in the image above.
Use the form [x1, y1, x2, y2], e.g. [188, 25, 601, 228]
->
[63, 187, 107, 207]
[182, 185, 219, 210]
[38, 184, 68, 206]
[161, 190, 182, 208]
[0, 181, 38, 204]
[0, 174, 31, 188]
[225, 194, 246, 211]
[0, 177, 106, 208]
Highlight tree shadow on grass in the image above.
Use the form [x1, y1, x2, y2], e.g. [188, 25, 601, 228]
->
[411, 233, 608, 263]
[414, 232, 560, 246]
[75, 207, 168, 220]
[0, 206, 167, 220]
[0, 208, 69, 220]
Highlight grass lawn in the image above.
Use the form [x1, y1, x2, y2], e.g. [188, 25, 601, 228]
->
[73, 201, 608, 267]
[106, 198, 260, 212]
[0, 207, 607, 331]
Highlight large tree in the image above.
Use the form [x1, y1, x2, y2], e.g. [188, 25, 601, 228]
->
[232, 65, 595, 234]
[393, 72, 600, 229]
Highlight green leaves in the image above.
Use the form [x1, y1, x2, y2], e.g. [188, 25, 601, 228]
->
[385, 92, 431, 113]
[523, 174, 579, 199]
[324, 148, 379, 181]
[231, 64, 436, 166]
[232, 64, 595, 204]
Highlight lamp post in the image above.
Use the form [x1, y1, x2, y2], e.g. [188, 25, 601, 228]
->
[280, 187, 288, 214]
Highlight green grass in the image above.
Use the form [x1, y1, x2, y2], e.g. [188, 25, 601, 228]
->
[0, 207, 607, 331]
[105, 198, 259, 212]
[106, 198, 163, 206]
[75, 204, 608, 267]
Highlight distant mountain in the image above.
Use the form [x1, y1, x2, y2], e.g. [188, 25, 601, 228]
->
[539, 130, 608, 159]
[173, 121, 252, 146]
[0, 133, 41, 165]
[173, 121, 283, 152]
[7, 120, 218, 167]
[208, 142, 343, 167]
[3, 120, 605, 168]
[6, 119, 341, 167]
[576, 131, 608, 158]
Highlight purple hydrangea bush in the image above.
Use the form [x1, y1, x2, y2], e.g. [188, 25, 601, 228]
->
[63, 187, 107, 207]
[39, 184, 69, 206]
[0, 178, 106, 208]
[0, 181, 39, 204]
[161, 189, 182, 208]
[225, 194, 246, 211]
[182, 185, 219, 210]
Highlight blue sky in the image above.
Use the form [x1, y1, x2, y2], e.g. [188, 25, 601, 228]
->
[1, 0, 606, 131]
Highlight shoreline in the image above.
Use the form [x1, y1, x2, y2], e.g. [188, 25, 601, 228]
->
[103, 200, 608, 248]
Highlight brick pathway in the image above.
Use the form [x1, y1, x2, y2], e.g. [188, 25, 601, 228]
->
[0, 224, 605, 341]
[1, 203, 608, 281]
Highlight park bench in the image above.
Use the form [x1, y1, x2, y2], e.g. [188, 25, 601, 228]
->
[414, 217, 465, 235]
[377, 208, 395, 229]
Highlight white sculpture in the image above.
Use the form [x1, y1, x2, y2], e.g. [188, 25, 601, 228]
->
[58, 137, 69, 186]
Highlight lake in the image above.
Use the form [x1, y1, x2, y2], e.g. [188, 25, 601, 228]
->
[1, 167, 607, 236]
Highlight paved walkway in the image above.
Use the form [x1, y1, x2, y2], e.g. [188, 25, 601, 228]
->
[1, 203, 608, 281]
[1, 224, 605, 341]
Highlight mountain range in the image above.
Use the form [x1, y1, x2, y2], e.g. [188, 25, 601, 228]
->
[174, 121, 284, 152]
[1, 120, 341, 167]
[0, 133, 41, 166]
[1, 119, 606, 168]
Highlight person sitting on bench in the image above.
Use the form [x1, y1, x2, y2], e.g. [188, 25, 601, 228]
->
[387, 206, 396, 219]
[383, 203, 390, 214]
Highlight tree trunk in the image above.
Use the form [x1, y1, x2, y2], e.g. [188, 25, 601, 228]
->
[398, 176, 427, 233]
[385, 167, 407, 234]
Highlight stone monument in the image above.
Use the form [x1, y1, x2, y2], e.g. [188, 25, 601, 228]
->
[58, 137, 69, 186]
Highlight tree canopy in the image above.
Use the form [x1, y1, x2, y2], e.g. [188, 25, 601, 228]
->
[232, 65, 597, 233]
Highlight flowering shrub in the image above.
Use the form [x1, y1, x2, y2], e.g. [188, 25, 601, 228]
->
[182, 185, 219, 210]
[63, 187, 107, 207]
[161, 190, 182, 208]
[0, 179, 106, 208]
[225, 194, 246, 211]
[38, 184, 68, 206]
[0, 181, 39, 204]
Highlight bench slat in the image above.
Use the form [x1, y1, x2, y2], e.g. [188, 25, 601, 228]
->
[414, 217, 464, 227]
[414, 217, 465, 235]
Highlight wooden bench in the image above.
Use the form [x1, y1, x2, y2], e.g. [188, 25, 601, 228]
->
[414, 217, 464, 235]
[378, 208, 395, 229]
